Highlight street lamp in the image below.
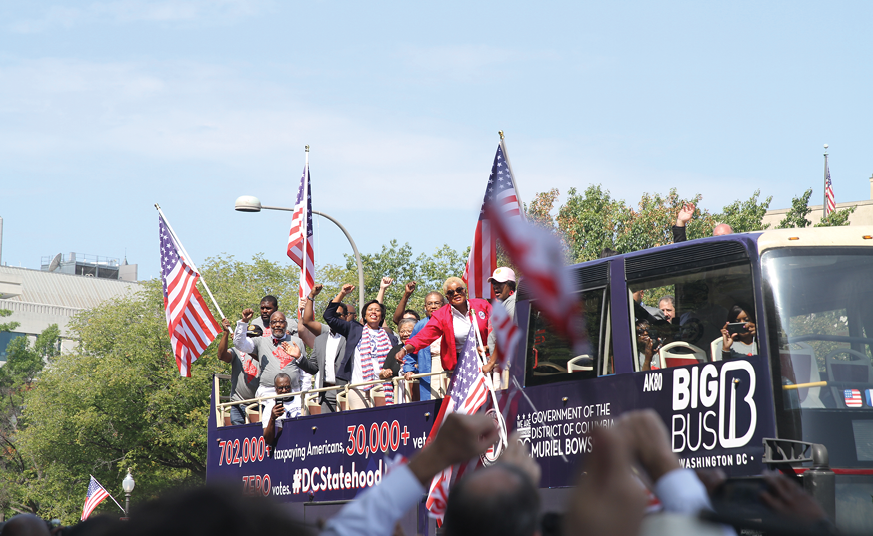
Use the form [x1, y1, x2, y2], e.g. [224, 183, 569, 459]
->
[122, 469, 135, 515]
[234, 195, 366, 317]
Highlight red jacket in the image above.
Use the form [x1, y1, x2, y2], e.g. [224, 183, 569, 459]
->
[406, 299, 491, 371]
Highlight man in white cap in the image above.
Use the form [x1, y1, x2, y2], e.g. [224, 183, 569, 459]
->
[485, 267, 517, 372]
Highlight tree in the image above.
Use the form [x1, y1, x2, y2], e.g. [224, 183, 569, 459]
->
[0, 324, 59, 520]
[777, 189, 814, 229]
[714, 190, 772, 233]
[776, 188, 856, 229]
[13, 283, 215, 522]
[536, 186, 774, 264]
[315, 241, 467, 326]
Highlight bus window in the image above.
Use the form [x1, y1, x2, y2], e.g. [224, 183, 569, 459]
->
[525, 287, 606, 386]
[628, 263, 756, 369]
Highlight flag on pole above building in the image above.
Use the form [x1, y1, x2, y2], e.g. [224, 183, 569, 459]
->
[463, 144, 522, 299]
[287, 163, 315, 301]
[81, 476, 110, 521]
[159, 214, 221, 377]
[825, 164, 836, 216]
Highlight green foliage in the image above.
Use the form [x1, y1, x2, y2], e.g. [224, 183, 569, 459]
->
[200, 253, 301, 321]
[777, 189, 814, 229]
[816, 206, 856, 228]
[775, 188, 856, 229]
[532, 186, 775, 264]
[0, 325, 59, 519]
[315, 240, 467, 326]
[554, 185, 715, 263]
[0, 309, 20, 333]
[13, 283, 215, 522]
[714, 190, 772, 233]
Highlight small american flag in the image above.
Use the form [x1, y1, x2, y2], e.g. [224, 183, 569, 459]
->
[426, 323, 489, 522]
[81, 476, 110, 521]
[825, 166, 836, 216]
[287, 163, 315, 301]
[491, 300, 521, 369]
[159, 214, 221, 377]
[845, 389, 862, 408]
[463, 145, 522, 299]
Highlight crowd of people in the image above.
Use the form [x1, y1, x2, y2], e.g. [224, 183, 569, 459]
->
[1, 411, 837, 536]
[217, 267, 519, 437]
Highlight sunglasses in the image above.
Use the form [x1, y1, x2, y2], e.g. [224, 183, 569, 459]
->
[445, 287, 466, 298]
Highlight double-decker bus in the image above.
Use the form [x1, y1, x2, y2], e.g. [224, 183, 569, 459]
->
[207, 225, 873, 533]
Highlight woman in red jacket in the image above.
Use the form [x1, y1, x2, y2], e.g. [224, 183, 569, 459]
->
[397, 276, 491, 372]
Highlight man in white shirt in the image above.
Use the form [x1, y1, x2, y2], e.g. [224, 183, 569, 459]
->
[262, 373, 297, 445]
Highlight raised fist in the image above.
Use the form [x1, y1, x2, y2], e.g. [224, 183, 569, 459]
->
[380, 277, 394, 290]
[341, 284, 355, 295]
[311, 283, 323, 297]
[405, 281, 417, 294]
[241, 308, 254, 322]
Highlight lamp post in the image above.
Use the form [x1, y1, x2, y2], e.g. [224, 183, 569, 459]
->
[234, 196, 366, 317]
[121, 469, 135, 516]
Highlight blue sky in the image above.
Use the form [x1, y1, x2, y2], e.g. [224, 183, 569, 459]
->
[2, 1, 872, 280]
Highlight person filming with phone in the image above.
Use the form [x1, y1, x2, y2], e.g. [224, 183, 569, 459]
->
[720, 304, 758, 360]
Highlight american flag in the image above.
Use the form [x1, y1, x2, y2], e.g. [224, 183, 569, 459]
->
[844, 389, 862, 408]
[825, 165, 836, 216]
[463, 145, 522, 299]
[287, 163, 315, 301]
[81, 476, 110, 520]
[490, 300, 521, 369]
[484, 201, 589, 356]
[426, 323, 489, 522]
[159, 214, 221, 377]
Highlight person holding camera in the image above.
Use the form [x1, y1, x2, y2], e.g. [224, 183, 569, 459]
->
[262, 373, 297, 444]
[720, 304, 758, 360]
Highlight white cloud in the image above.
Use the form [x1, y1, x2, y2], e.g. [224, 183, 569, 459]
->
[7, 0, 273, 33]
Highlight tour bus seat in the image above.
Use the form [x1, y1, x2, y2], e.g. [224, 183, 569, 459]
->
[824, 347, 873, 408]
[659, 342, 707, 368]
[781, 342, 824, 408]
[245, 403, 261, 423]
[711, 338, 723, 361]
[568, 355, 593, 372]
[305, 393, 321, 415]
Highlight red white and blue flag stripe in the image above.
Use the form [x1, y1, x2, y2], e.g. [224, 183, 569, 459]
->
[426, 323, 489, 522]
[81, 476, 110, 521]
[484, 198, 589, 357]
[825, 165, 836, 216]
[463, 145, 522, 300]
[287, 163, 315, 302]
[845, 389, 862, 408]
[159, 215, 221, 377]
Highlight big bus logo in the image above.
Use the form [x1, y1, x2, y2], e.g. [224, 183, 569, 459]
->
[670, 361, 757, 452]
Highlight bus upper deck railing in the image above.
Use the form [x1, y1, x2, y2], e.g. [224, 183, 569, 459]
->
[213, 371, 451, 427]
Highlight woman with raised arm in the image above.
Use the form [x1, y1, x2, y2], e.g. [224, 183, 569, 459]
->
[396, 276, 491, 375]
[323, 284, 399, 409]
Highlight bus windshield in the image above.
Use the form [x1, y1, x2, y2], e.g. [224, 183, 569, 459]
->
[763, 248, 873, 467]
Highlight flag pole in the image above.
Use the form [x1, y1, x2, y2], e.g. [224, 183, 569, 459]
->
[499, 130, 525, 220]
[469, 307, 507, 451]
[154, 204, 226, 320]
[823, 144, 829, 219]
[90, 475, 126, 514]
[300, 145, 310, 319]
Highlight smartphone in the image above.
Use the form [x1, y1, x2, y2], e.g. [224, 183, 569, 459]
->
[726, 322, 747, 335]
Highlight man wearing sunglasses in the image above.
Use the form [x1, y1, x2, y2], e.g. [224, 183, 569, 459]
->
[397, 276, 491, 374]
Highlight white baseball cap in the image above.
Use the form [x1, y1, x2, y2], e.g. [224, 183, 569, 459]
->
[488, 267, 516, 284]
